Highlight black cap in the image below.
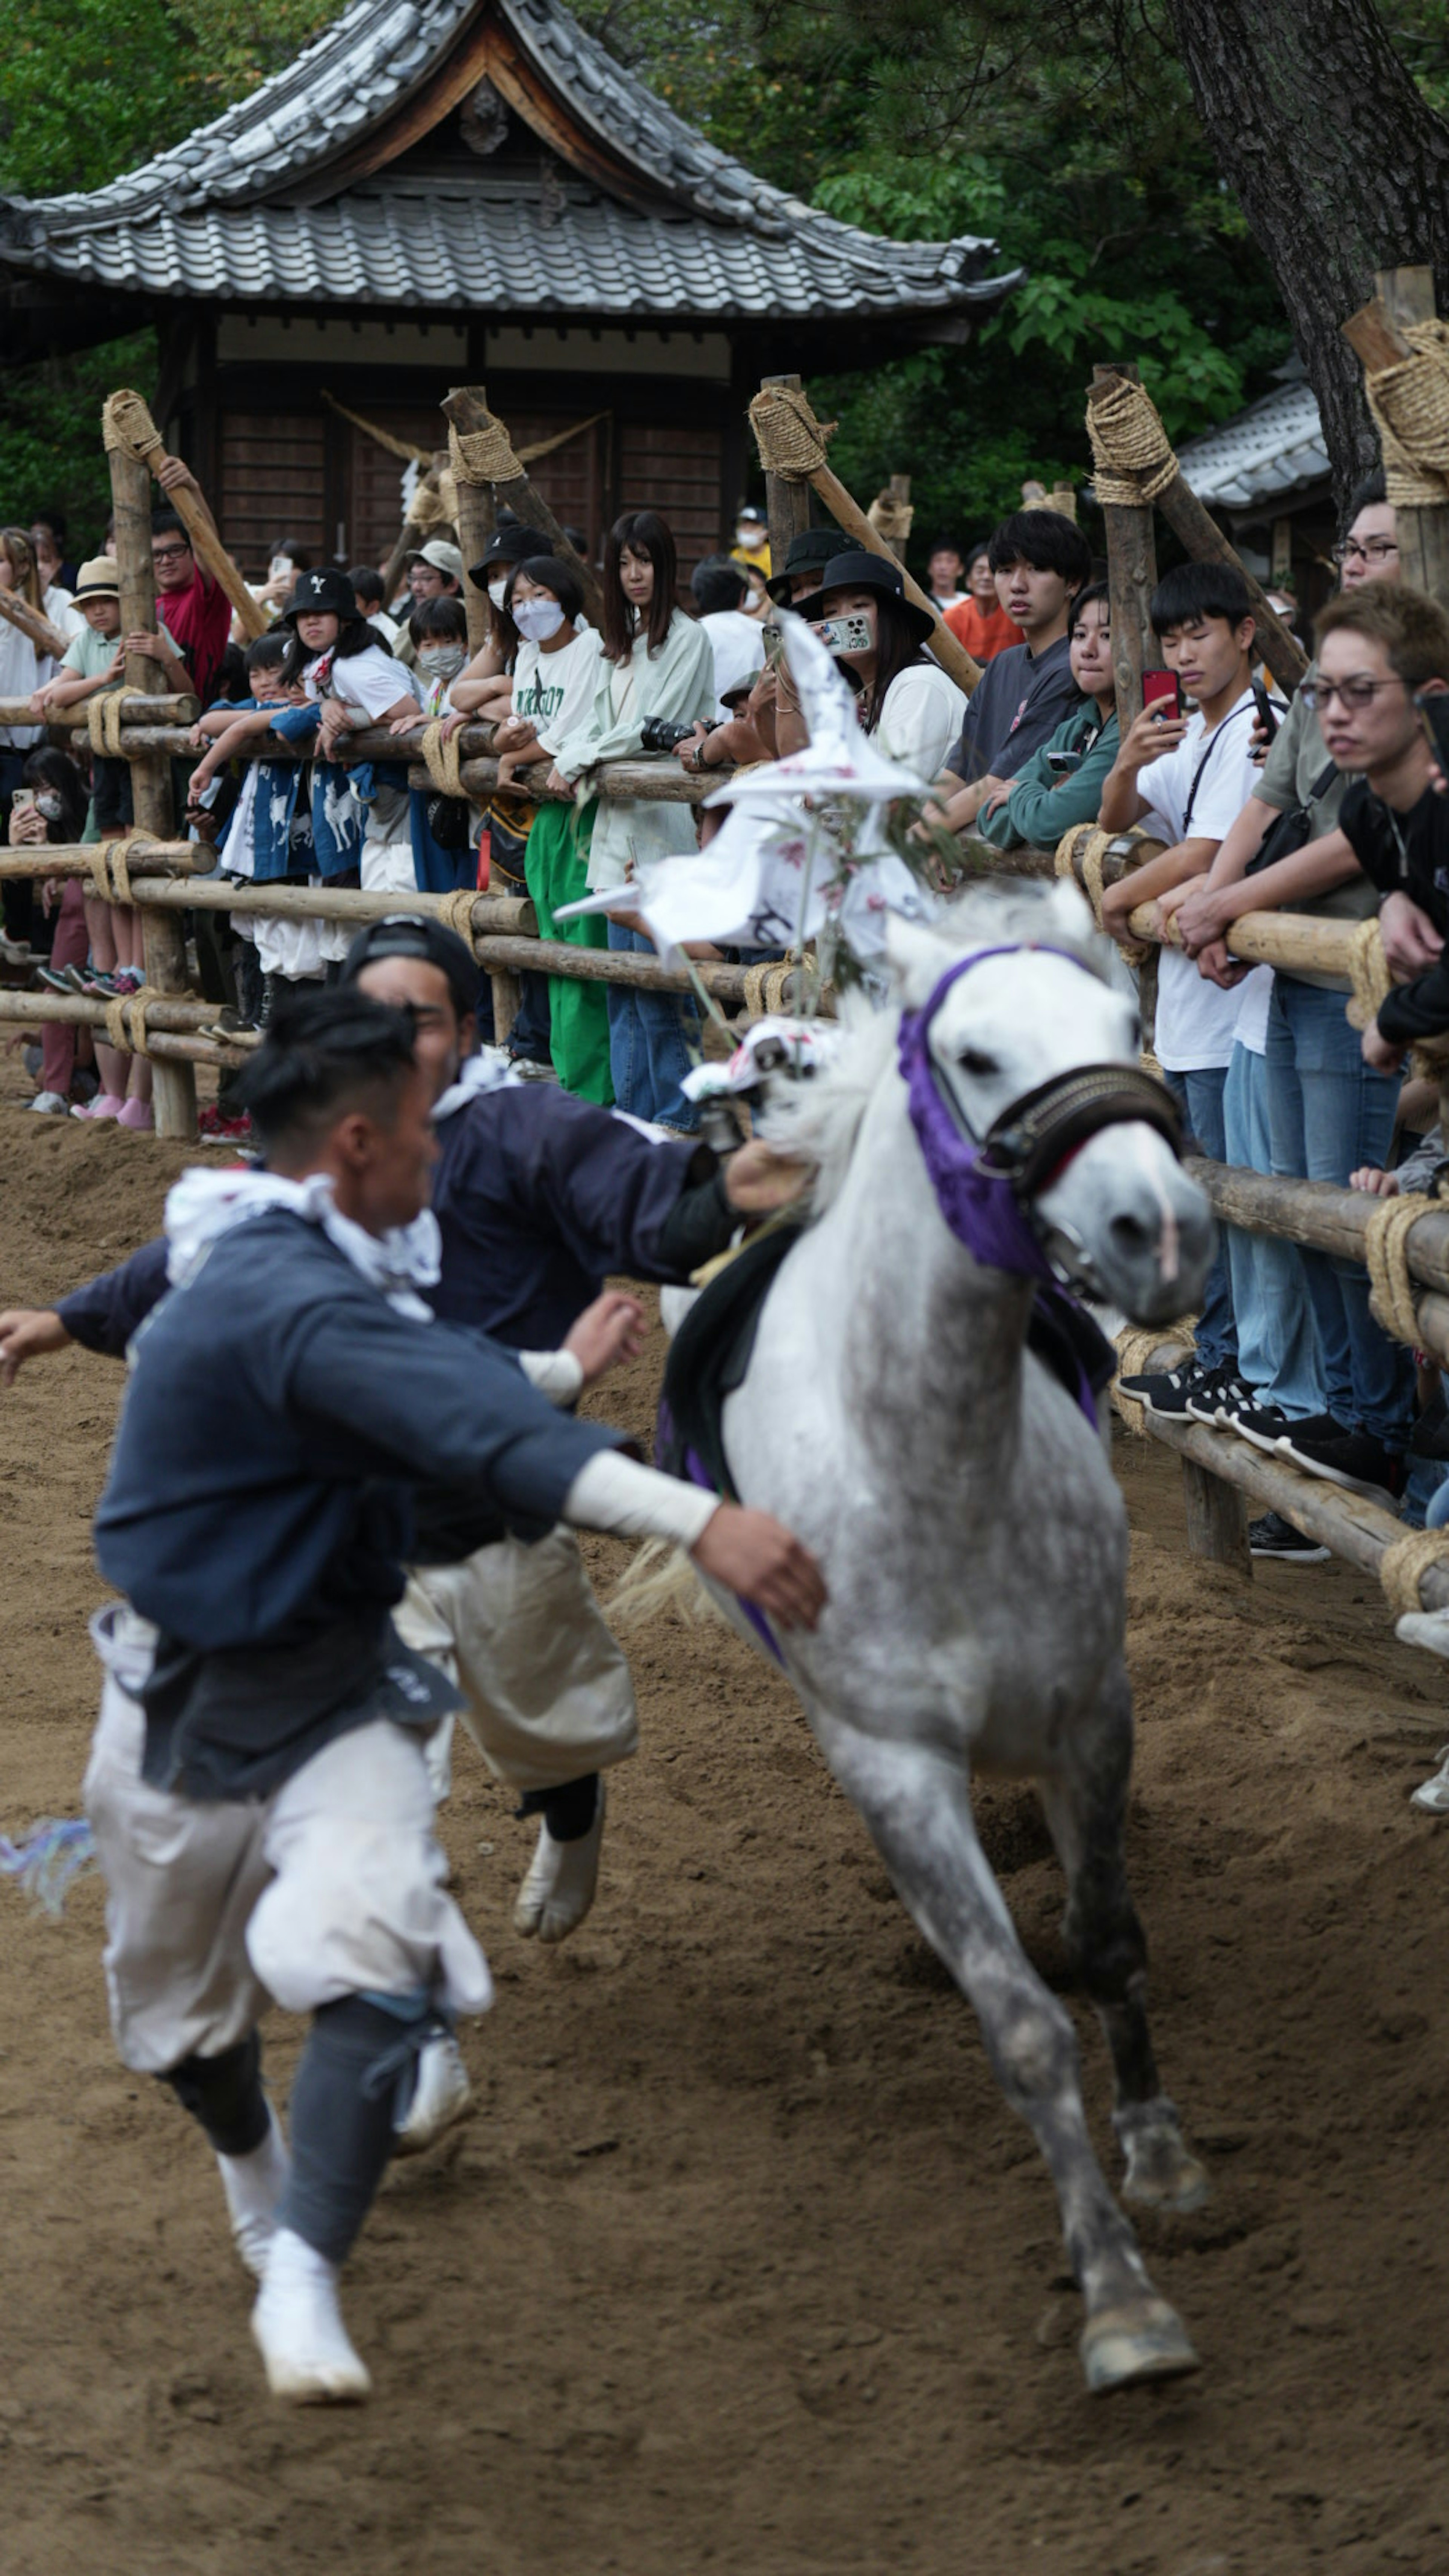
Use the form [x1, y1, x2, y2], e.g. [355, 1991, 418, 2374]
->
[468, 524, 543, 589]
[765, 528, 840, 606]
[787, 550, 935, 646]
[340, 914, 481, 1022]
[280, 566, 359, 624]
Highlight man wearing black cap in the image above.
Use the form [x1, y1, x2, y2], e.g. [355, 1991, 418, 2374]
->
[766, 530, 838, 612]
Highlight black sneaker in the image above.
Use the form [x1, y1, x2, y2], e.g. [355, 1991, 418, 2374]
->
[1277, 1422, 1406, 1505]
[1220, 1390, 1297, 1455]
[1117, 1359, 1215, 1418]
[1187, 1369, 1252, 1428]
[1249, 1510, 1331, 1563]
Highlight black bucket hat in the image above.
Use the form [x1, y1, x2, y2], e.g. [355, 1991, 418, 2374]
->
[765, 528, 839, 606]
[788, 550, 935, 646]
[468, 523, 543, 591]
[280, 566, 359, 624]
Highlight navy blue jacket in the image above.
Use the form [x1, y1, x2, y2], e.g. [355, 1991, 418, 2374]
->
[94, 1212, 620, 1655]
[429, 1087, 710, 1347]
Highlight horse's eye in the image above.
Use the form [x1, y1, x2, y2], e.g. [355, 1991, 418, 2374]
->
[958, 1048, 999, 1078]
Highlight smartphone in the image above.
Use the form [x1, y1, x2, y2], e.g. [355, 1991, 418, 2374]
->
[1251, 678, 1280, 746]
[817, 613, 874, 657]
[1415, 685, 1449, 772]
[1142, 669, 1183, 722]
[9, 788, 35, 814]
[1045, 748, 1082, 776]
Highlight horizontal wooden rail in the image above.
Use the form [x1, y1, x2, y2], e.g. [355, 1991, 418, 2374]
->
[0, 840, 203, 880]
[0, 692, 198, 726]
[0, 989, 249, 1069]
[1189, 1157, 1449, 1298]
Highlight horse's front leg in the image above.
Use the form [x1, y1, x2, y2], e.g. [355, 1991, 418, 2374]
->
[818, 1718, 1199, 2395]
[1038, 1656, 1210, 2219]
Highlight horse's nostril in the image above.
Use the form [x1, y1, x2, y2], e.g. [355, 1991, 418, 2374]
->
[1109, 1212, 1153, 1256]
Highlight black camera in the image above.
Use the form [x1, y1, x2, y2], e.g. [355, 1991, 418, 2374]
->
[640, 716, 698, 753]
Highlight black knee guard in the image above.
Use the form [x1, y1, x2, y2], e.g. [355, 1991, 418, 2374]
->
[281, 1995, 431, 2268]
[162, 2031, 269, 2158]
[516, 1770, 599, 1843]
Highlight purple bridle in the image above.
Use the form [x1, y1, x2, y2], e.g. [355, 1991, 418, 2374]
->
[895, 946, 1181, 1285]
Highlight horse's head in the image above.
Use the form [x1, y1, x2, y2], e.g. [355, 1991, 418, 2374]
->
[886, 890, 1214, 1325]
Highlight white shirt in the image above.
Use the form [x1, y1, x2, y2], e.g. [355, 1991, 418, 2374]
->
[701, 609, 765, 720]
[304, 641, 417, 721]
[1137, 686, 1277, 1072]
[875, 661, 970, 786]
[512, 624, 602, 754]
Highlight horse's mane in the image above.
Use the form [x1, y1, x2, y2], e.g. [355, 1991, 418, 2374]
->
[759, 880, 1104, 1213]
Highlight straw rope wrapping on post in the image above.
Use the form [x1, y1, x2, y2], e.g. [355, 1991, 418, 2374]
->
[88, 837, 139, 906]
[418, 720, 468, 801]
[1363, 1191, 1435, 1347]
[434, 889, 482, 946]
[450, 416, 527, 487]
[1084, 374, 1181, 507]
[101, 388, 268, 641]
[1055, 821, 1152, 957]
[746, 381, 837, 480]
[1345, 916, 1394, 1031]
[867, 490, 914, 547]
[103, 986, 164, 1057]
[1380, 1524, 1449, 1615]
[742, 960, 802, 1019]
[86, 690, 145, 758]
[1111, 1321, 1197, 1437]
[1361, 318, 1449, 509]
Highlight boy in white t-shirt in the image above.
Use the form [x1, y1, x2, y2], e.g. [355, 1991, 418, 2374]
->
[1098, 564, 1292, 1426]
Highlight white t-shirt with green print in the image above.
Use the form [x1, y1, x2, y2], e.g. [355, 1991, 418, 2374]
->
[511, 623, 601, 755]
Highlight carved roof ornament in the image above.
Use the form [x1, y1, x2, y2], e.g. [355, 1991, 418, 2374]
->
[460, 76, 509, 157]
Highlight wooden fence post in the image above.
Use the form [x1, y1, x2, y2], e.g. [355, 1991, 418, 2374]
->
[1376, 264, 1449, 605]
[761, 373, 812, 583]
[441, 389, 603, 630]
[108, 438, 196, 1139]
[446, 401, 497, 661]
[1181, 1454, 1252, 1578]
[1092, 363, 1161, 1052]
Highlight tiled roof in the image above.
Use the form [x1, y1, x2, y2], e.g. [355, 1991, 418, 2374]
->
[2, 176, 1011, 318]
[0, 0, 1020, 319]
[1177, 378, 1329, 511]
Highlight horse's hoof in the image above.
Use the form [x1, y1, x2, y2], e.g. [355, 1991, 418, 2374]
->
[1080, 2298, 1200, 2395]
[1122, 2127, 1211, 2215]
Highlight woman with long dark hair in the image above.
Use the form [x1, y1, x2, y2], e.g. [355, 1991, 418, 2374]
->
[11, 746, 94, 1115]
[546, 510, 715, 1129]
[784, 551, 968, 780]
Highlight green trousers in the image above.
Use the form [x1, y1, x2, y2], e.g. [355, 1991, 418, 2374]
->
[522, 797, 612, 1104]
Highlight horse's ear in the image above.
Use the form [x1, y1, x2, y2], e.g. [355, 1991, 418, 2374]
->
[884, 911, 952, 1003]
[1041, 878, 1096, 945]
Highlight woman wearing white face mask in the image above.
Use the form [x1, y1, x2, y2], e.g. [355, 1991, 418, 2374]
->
[489, 559, 607, 1099]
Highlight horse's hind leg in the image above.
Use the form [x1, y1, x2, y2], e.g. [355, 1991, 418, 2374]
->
[1038, 1656, 1210, 2219]
[821, 1724, 1198, 2394]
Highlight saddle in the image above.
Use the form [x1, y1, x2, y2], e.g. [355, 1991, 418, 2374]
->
[658, 1216, 1117, 1507]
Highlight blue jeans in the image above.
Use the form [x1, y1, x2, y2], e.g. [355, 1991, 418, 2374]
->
[1222, 1043, 1322, 1415]
[606, 920, 700, 1130]
[1163, 1064, 1235, 1373]
[1264, 976, 1413, 1447]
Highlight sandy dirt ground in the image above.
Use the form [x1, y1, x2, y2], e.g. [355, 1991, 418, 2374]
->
[2, 1099, 1448, 2574]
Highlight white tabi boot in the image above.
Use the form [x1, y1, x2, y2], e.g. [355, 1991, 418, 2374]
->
[512, 1781, 606, 1944]
[392, 2030, 472, 2156]
[252, 2227, 371, 2403]
[217, 2102, 291, 2279]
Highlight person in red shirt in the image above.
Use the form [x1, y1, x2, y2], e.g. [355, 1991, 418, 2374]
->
[944, 541, 1025, 665]
[149, 459, 234, 706]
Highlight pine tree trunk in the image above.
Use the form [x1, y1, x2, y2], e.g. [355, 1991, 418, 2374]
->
[1164, 0, 1449, 501]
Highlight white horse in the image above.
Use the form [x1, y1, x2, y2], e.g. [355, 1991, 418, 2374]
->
[674, 881, 1217, 2393]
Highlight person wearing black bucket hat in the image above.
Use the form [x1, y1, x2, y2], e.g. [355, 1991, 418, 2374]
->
[765, 528, 839, 610]
[777, 549, 968, 781]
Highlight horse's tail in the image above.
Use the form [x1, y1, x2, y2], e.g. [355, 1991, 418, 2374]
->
[608, 1538, 726, 1632]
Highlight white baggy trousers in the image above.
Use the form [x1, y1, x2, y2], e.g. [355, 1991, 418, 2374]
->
[393, 1527, 638, 1796]
[83, 1607, 492, 2076]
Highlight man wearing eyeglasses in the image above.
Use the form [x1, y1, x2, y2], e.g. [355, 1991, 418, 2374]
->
[1164, 475, 1413, 1521]
[150, 457, 234, 705]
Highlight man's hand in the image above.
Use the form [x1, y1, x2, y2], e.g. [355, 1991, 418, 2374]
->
[1380, 891, 1444, 980]
[673, 720, 712, 769]
[1174, 884, 1231, 956]
[1196, 938, 1247, 990]
[690, 1504, 826, 1630]
[561, 1290, 648, 1386]
[1118, 704, 1189, 772]
[976, 774, 1012, 819]
[155, 456, 200, 497]
[124, 631, 167, 665]
[1362, 1020, 1406, 1073]
[722, 1139, 813, 1218]
[1098, 876, 1147, 951]
[1350, 1164, 1398, 1195]
[0, 1309, 69, 1385]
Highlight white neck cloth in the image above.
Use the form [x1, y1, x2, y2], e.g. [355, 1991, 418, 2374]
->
[164, 1167, 441, 1320]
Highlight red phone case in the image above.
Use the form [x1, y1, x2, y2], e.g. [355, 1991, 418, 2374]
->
[1142, 669, 1180, 717]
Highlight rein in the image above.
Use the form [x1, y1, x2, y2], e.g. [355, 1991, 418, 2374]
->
[896, 945, 1182, 1288]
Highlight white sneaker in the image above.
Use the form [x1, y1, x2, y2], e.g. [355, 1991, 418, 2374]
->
[512, 1782, 606, 1944]
[1411, 1744, 1449, 1815]
[28, 1091, 69, 1115]
[252, 2227, 371, 2404]
[392, 2031, 471, 2156]
[217, 2102, 291, 2278]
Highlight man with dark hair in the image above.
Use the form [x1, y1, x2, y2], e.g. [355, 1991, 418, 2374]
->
[77, 987, 823, 2404]
[928, 508, 1094, 832]
[1103, 561, 1284, 1430]
[925, 537, 966, 612]
[149, 455, 234, 704]
[349, 566, 400, 649]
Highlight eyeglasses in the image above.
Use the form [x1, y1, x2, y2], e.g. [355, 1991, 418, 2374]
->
[151, 543, 191, 564]
[1331, 538, 1399, 566]
[1300, 675, 1406, 711]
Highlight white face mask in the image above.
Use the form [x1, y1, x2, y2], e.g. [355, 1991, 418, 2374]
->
[35, 791, 63, 820]
[487, 575, 510, 611]
[419, 644, 467, 681]
[736, 525, 764, 552]
[512, 597, 566, 643]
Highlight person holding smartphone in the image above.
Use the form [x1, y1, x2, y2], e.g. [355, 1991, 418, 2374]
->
[777, 549, 967, 780]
